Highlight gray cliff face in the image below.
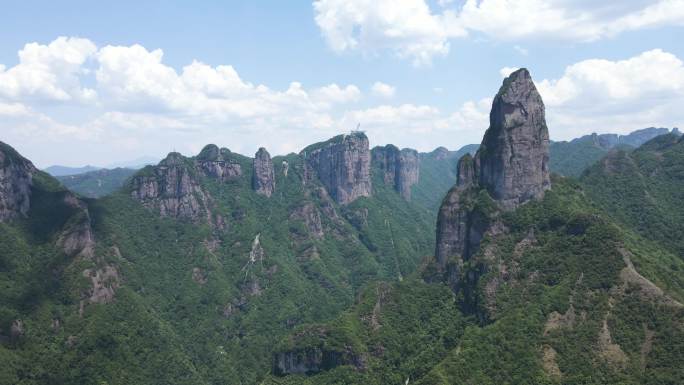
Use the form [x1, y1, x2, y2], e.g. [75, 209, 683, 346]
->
[252, 147, 275, 197]
[58, 193, 96, 259]
[477, 68, 550, 210]
[0, 142, 36, 222]
[304, 132, 371, 205]
[435, 68, 550, 270]
[371, 145, 420, 200]
[289, 202, 324, 239]
[130, 153, 208, 221]
[273, 346, 364, 376]
[196, 144, 242, 182]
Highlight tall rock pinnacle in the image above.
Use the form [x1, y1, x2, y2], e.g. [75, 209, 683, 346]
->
[435, 68, 550, 268]
[372, 145, 420, 201]
[304, 132, 371, 205]
[253, 147, 275, 197]
[476, 68, 550, 209]
[0, 141, 36, 222]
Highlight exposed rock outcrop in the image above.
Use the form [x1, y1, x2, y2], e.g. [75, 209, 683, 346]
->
[130, 152, 209, 221]
[0, 141, 36, 222]
[196, 144, 242, 182]
[252, 147, 275, 197]
[303, 132, 371, 205]
[273, 346, 364, 376]
[477, 68, 550, 210]
[58, 193, 95, 259]
[435, 68, 550, 271]
[289, 202, 324, 239]
[82, 265, 120, 304]
[372, 145, 420, 200]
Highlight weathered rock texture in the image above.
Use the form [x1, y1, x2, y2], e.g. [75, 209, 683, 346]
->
[130, 152, 209, 221]
[289, 202, 324, 239]
[303, 132, 371, 204]
[58, 193, 96, 259]
[0, 141, 36, 222]
[196, 144, 242, 182]
[477, 68, 550, 210]
[273, 346, 364, 376]
[372, 145, 420, 200]
[252, 147, 275, 197]
[435, 68, 550, 269]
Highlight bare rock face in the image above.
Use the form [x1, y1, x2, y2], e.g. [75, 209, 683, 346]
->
[372, 145, 420, 200]
[253, 147, 275, 197]
[0, 141, 36, 222]
[435, 68, 550, 270]
[58, 193, 96, 259]
[82, 265, 120, 304]
[196, 144, 242, 182]
[130, 152, 209, 221]
[304, 132, 371, 205]
[273, 345, 364, 376]
[289, 202, 324, 239]
[476, 68, 550, 210]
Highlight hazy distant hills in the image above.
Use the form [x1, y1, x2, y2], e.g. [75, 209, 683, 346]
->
[550, 127, 681, 177]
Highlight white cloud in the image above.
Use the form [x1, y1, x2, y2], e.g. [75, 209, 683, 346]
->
[536, 49, 684, 139]
[313, 0, 466, 66]
[313, 0, 684, 64]
[371, 81, 396, 98]
[4, 37, 684, 167]
[312, 83, 362, 105]
[0, 36, 97, 102]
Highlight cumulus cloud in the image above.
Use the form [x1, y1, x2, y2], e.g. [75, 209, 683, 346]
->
[534, 49, 684, 139]
[3, 37, 683, 167]
[313, 0, 466, 66]
[371, 82, 396, 98]
[0, 36, 96, 102]
[313, 0, 684, 64]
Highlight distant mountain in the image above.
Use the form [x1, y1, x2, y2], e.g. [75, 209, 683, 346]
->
[43, 164, 101, 176]
[549, 127, 681, 177]
[57, 167, 137, 198]
[267, 69, 684, 385]
[106, 156, 159, 169]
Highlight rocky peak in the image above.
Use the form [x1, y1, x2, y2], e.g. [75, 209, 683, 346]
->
[431, 146, 450, 160]
[0, 141, 36, 222]
[303, 132, 371, 205]
[371, 145, 420, 200]
[252, 147, 275, 197]
[130, 152, 209, 221]
[456, 153, 475, 188]
[195, 144, 242, 182]
[477, 68, 550, 210]
[435, 68, 550, 270]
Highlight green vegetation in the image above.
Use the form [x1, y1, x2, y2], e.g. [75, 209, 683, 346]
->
[57, 168, 137, 198]
[271, 177, 684, 384]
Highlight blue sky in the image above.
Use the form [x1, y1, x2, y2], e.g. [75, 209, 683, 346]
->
[1, 0, 684, 167]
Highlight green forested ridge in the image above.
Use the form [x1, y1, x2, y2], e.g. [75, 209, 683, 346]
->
[0, 137, 453, 384]
[57, 168, 137, 198]
[2, 132, 683, 385]
[549, 127, 680, 177]
[269, 177, 684, 384]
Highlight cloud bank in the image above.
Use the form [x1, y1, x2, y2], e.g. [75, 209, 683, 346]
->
[1, 37, 683, 166]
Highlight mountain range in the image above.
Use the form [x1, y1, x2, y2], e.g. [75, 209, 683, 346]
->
[0, 69, 682, 385]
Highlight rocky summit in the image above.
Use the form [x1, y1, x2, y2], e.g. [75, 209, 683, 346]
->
[435, 68, 550, 268]
[252, 147, 275, 197]
[372, 145, 420, 201]
[303, 131, 371, 205]
[0, 141, 36, 222]
[476, 68, 551, 209]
